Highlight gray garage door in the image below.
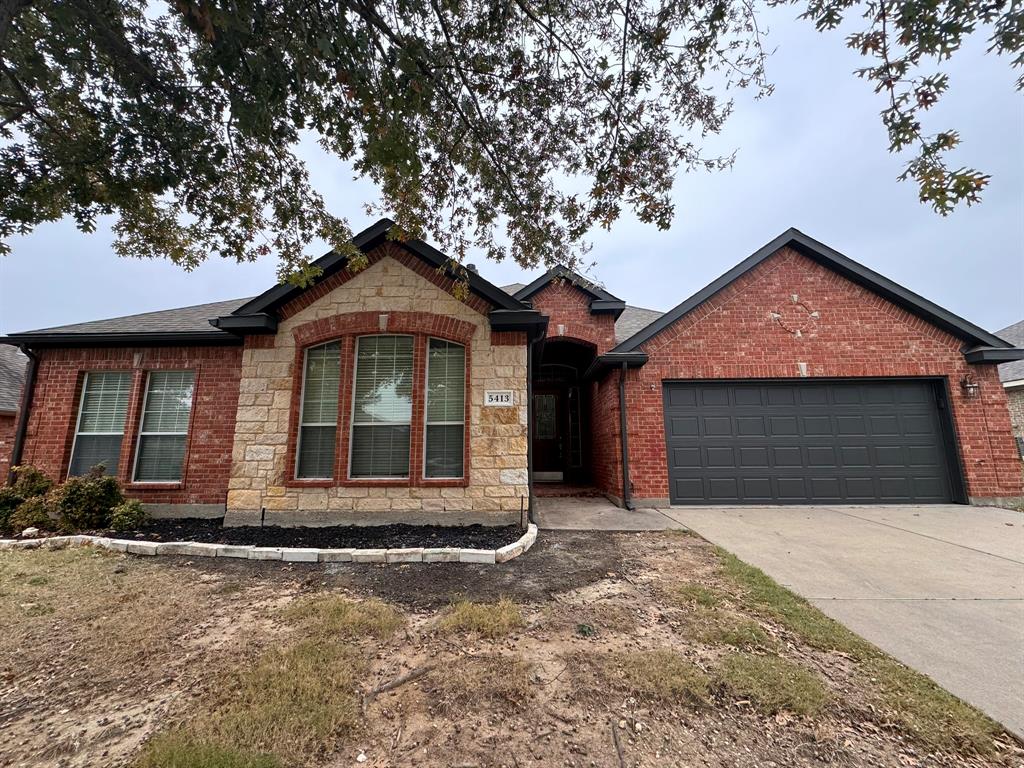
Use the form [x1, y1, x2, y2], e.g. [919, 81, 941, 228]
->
[663, 380, 957, 504]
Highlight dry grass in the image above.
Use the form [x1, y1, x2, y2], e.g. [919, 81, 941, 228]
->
[136, 736, 280, 768]
[283, 594, 405, 639]
[428, 654, 533, 714]
[437, 597, 524, 638]
[689, 607, 773, 649]
[670, 582, 722, 608]
[717, 548, 1004, 755]
[576, 649, 711, 706]
[717, 652, 830, 716]
[143, 596, 406, 767]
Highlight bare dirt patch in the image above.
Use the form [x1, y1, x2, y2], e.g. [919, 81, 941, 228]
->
[2, 530, 1019, 768]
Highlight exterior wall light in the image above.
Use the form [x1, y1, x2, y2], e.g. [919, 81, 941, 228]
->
[960, 375, 980, 399]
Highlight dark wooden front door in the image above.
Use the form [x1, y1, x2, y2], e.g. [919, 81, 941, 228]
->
[533, 389, 562, 480]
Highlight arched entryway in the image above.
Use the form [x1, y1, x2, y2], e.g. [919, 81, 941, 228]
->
[532, 338, 597, 485]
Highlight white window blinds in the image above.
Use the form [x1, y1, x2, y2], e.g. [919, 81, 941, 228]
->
[69, 371, 131, 476]
[349, 336, 413, 478]
[133, 371, 194, 482]
[296, 342, 340, 479]
[424, 339, 465, 478]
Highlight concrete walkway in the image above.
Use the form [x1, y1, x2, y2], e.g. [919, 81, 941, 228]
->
[664, 504, 1024, 737]
[533, 496, 687, 531]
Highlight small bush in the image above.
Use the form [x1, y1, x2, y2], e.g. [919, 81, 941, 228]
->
[54, 466, 125, 531]
[9, 495, 56, 532]
[10, 465, 53, 498]
[0, 487, 25, 534]
[110, 499, 148, 532]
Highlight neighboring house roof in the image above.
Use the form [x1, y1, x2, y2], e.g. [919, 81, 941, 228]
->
[996, 320, 1024, 384]
[0, 344, 27, 414]
[501, 282, 526, 294]
[611, 227, 1023, 361]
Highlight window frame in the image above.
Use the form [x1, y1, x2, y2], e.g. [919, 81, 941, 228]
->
[347, 334, 416, 481]
[422, 337, 467, 480]
[295, 342, 341, 480]
[67, 370, 132, 480]
[131, 369, 196, 484]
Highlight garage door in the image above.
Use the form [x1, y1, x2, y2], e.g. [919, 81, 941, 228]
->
[663, 380, 958, 504]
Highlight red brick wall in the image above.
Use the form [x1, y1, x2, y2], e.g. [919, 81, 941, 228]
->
[529, 281, 617, 354]
[589, 377, 623, 500]
[0, 412, 15, 481]
[620, 246, 1022, 503]
[20, 345, 242, 504]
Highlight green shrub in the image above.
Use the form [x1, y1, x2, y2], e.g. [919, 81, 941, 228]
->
[10, 465, 53, 498]
[0, 487, 25, 534]
[9, 495, 56, 532]
[54, 466, 125, 531]
[110, 499, 148, 532]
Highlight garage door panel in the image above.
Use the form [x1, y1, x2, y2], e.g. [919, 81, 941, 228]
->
[663, 380, 955, 505]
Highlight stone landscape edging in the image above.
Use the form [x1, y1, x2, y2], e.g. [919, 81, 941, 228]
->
[0, 524, 539, 564]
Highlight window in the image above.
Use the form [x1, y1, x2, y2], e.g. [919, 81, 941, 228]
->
[69, 371, 131, 476]
[133, 371, 195, 482]
[349, 336, 413, 478]
[296, 342, 340, 479]
[424, 339, 465, 478]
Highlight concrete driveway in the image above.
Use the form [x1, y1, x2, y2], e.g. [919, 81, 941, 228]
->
[662, 504, 1024, 737]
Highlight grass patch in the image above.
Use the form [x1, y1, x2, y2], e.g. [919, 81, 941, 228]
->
[692, 608, 772, 649]
[161, 639, 366, 766]
[585, 649, 711, 706]
[671, 582, 722, 608]
[717, 652, 829, 716]
[864, 658, 1004, 757]
[429, 654, 533, 714]
[717, 548, 1004, 755]
[438, 597, 524, 638]
[284, 595, 405, 640]
[137, 735, 280, 768]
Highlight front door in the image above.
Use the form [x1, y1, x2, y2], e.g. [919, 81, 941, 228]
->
[533, 389, 563, 481]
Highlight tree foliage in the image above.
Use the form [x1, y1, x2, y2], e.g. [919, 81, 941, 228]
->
[0, 0, 1019, 281]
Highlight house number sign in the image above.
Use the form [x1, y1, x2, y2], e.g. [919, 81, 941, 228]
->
[485, 390, 514, 407]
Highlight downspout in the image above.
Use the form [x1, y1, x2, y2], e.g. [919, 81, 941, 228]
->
[618, 361, 634, 510]
[6, 344, 38, 485]
[525, 334, 536, 525]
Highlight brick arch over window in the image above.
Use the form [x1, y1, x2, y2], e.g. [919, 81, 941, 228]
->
[285, 311, 474, 487]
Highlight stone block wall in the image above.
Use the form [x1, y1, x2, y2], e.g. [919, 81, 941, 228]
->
[225, 247, 529, 526]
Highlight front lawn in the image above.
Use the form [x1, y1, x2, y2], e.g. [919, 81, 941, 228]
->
[0, 530, 1017, 767]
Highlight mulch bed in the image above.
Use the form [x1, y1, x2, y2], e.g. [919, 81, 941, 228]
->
[100, 518, 523, 550]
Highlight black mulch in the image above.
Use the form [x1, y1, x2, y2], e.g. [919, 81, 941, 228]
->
[107, 518, 523, 550]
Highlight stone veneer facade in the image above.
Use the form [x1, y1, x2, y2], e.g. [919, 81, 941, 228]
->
[225, 248, 529, 526]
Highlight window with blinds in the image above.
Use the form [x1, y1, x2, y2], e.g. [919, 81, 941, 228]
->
[133, 371, 195, 482]
[296, 342, 341, 478]
[69, 371, 132, 476]
[349, 335, 413, 478]
[424, 339, 465, 478]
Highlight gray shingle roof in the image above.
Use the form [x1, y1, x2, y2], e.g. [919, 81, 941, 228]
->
[500, 280, 663, 344]
[13, 297, 252, 337]
[0, 345, 27, 413]
[996, 320, 1024, 384]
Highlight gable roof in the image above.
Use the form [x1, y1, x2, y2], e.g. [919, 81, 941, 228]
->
[996, 320, 1024, 383]
[611, 227, 1022, 358]
[232, 218, 525, 319]
[512, 265, 626, 318]
[0, 344, 27, 413]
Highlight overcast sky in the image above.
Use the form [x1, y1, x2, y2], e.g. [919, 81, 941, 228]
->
[1, 7, 1021, 336]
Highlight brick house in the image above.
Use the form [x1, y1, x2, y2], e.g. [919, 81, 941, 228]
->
[996, 320, 1024, 461]
[1, 220, 1021, 524]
